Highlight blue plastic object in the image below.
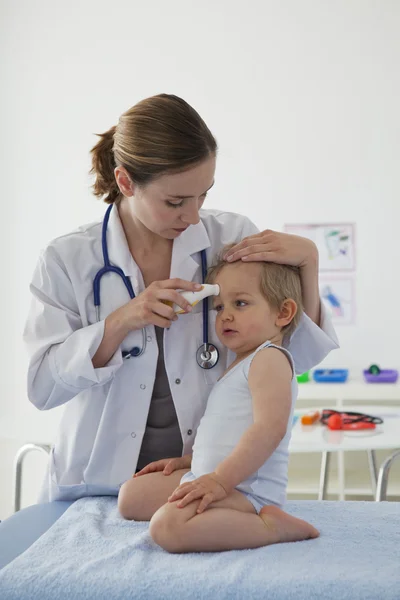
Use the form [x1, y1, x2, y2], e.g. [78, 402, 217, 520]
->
[313, 369, 349, 383]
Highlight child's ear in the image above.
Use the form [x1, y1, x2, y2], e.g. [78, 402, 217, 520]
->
[275, 299, 297, 328]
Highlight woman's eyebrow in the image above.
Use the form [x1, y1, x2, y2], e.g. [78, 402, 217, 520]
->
[167, 181, 215, 200]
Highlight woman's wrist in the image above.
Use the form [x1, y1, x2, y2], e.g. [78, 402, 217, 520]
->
[299, 240, 319, 270]
[299, 250, 321, 326]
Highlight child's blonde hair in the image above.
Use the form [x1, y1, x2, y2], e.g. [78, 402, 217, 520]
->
[206, 244, 303, 338]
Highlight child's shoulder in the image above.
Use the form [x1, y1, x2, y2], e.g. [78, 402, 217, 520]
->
[245, 342, 294, 381]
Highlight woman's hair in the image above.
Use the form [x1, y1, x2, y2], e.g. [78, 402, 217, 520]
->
[206, 244, 303, 338]
[90, 94, 217, 204]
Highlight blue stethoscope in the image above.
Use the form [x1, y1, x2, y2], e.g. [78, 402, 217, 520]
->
[93, 205, 219, 369]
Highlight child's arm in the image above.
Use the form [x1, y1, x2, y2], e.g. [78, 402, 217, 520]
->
[214, 348, 292, 492]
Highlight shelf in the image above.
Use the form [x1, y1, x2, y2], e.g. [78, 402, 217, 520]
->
[297, 380, 400, 402]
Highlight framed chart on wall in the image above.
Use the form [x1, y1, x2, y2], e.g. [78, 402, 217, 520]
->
[283, 222, 356, 325]
[319, 274, 355, 325]
[283, 223, 356, 272]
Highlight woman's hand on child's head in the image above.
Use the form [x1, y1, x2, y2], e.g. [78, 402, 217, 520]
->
[133, 455, 192, 477]
[168, 472, 230, 513]
[224, 230, 318, 269]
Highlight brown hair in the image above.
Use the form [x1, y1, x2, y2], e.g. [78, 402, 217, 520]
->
[206, 244, 303, 337]
[90, 94, 217, 204]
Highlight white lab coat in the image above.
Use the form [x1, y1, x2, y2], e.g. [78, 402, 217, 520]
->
[24, 206, 339, 502]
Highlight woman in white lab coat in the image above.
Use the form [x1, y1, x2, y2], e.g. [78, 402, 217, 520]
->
[24, 94, 339, 503]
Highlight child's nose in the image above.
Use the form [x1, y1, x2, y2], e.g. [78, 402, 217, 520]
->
[221, 310, 233, 321]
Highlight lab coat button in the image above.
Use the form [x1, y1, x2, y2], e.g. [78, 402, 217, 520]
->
[131, 432, 136, 438]
[147, 335, 152, 342]
[187, 429, 193, 435]
[175, 378, 181, 385]
[140, 384, 146, 390]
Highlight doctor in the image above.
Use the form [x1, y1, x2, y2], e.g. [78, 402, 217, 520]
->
[24, 93, 339, 502]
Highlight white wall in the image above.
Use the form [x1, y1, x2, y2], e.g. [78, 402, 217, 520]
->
[1, 0, 399, 517]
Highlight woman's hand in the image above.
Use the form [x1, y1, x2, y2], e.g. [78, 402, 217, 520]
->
[133, 454, 192, 478]
[168, 473, 230, 514]
[224, 230, 322, 325]
[92, 278, 202, 368]
[223, 230, 318, 269]
[119, 278, 203, 332]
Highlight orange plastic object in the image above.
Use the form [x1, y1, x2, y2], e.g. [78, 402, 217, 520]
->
[301, 411, 320, 425]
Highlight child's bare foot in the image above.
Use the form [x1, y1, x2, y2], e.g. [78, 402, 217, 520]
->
[259, 505, 319, 544]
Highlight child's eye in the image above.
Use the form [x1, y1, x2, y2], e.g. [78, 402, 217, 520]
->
[235, 300, 247, 307]
[214, 304, 223, 312]
[166, 201, 183, 208]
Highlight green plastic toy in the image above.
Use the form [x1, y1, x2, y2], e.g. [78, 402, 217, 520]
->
[297, 371, 310, 383]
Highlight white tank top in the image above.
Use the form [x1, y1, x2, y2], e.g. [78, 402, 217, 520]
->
[191, 340, 297, 507]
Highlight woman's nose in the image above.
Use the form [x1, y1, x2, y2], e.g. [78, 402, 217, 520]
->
[181, 201, 201, 225]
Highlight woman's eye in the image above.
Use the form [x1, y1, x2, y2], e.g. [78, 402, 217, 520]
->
[166, 201, 183, 208]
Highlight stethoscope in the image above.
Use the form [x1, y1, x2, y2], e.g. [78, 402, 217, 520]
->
[93, 204, 220, 369]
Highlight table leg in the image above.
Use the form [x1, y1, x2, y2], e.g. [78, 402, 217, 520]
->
[337, 450, 346, 501]
[318, 451, 331, 500]
[336, 397, 346, 501]
[375, 449, 400, 501]
[367, 449, 378, 495]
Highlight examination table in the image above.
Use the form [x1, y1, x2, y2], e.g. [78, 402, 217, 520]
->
[0, 497, 399, 599]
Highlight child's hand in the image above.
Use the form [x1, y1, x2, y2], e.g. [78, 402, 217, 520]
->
[168, 473, 230, 513]
[133, 455, 192, 478]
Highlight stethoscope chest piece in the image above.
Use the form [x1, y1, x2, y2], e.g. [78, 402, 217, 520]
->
[196, 343, 219, 369]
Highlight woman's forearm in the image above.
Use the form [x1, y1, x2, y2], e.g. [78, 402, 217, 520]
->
[300, 253, 321, 326]
[92, 306, 131, 368]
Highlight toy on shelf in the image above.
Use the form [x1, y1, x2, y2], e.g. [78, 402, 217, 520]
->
[296, 371, 310, 383]
[300, 410, 320, 425]
[363, 364, 398, 383]
[313, 369, 349, 383]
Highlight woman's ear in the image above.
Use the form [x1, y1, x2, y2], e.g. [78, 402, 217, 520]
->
[114, 167, 135, 197]
[275, 299, 297, 328]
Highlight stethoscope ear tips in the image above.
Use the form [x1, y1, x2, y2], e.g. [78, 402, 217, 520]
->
[122, 347, 142, 359]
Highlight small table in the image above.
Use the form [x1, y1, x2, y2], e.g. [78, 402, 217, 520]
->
[289, 405, 400, 500]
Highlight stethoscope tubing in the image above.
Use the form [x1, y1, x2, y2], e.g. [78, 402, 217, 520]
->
[93, 205, 218, 366]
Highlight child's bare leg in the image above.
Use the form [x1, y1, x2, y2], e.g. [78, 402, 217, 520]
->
[118, 468, 190, 521]
[149, 491, 319, 553]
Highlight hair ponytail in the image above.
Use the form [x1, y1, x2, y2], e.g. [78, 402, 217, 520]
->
[89, 94, 217, 204]
[90, 125, 120, 204]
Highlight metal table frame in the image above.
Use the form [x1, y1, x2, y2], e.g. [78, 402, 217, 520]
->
[12, 443, 399, 512]
[13, 443, 51, 512]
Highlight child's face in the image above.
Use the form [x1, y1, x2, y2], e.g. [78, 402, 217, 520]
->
[212, 262, 282, 356]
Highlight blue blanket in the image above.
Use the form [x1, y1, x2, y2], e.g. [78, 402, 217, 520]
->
[0, 497, 399, 600]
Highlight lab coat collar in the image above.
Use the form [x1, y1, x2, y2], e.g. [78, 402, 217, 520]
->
[170, 218, 211, 282]
[106, 204, 211, 281]
[106, 204, 137, 276]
